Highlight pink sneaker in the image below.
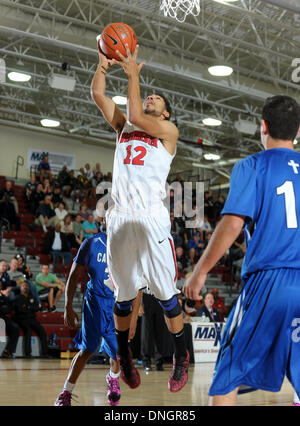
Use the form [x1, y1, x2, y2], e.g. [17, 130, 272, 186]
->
[168, 350, 189, 393]
[54, 390, 72, 406]
[106, 373, 121, 406]
[117, 350, 141, 389]
[293, 403, 300, 406]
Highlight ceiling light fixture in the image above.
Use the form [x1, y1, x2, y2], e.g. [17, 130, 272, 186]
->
[204, 153, 221, 161]
[8, 72, 31, 82]
[213, 0, 239, 3]
[202, 118, 222, 126]
[208, 65, 233, 77]
[40, 119, 60, 128]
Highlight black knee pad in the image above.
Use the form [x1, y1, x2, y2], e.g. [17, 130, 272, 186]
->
[159, 295, 182, 319]
[113, 301, 133, 317]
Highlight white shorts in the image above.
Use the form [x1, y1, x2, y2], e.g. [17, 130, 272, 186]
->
[106, 209, 180, 302]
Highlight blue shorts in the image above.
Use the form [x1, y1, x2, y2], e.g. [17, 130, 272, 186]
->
[73, 289, 117, 360]
[209, 268, 300, 399]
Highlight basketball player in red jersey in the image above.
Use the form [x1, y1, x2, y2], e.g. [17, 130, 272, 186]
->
[91, 44, 189, 393]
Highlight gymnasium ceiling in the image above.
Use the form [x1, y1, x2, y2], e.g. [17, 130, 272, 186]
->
[0, 0, 300, 179]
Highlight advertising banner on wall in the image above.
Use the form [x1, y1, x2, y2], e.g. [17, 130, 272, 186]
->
[27, 149, 76, 174]
[191, 321, 224, 363]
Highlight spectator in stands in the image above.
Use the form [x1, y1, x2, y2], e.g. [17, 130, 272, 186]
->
[28, 183, 44, 214]
[203, 231, 213, 250]
[93, 209, 106, 233]
[0, 289, 20, 359]
[176, 246, 188, 278]
[0, 192, 21, 231]
[15, 254, 33, 281]
[64, 170, 77, 198]
[0, 260, 12, 297]
[196, 292, 221, 322]
[92, 162, 101, 176]
[42, 178, 53, 196]
[13, 281, 49, 358]
[38, 155, 53, 182]
[35, 264, 65, 312]
[170, 213, 183, 246]
[72, 214, 84, 246]
[187, 232, 205, 257]
[57, 165, 69, 188]
[91, 171, 104, 196]
[51, 186, 64, 207]
[211, 288, 226, 321]
[186, 247, 199, 273]
[82, 214, 98, 240]
[204, 190, 214, 219]
[77, 203, 89, 222]
[105, 172, 112, 182]
[60, 215, 77, 248]
[200, 213, 212, 234]
[7, 258, 40, 303]
[34, 194, 59, 233]
[55, 201, 68, 222]
[43, 223, 73, 267]
[24, 175, 36, 206]
[84, 163, 93, 180]
[71, 174, 85, 202]
[81, 173, 93, 199]
[0, 180, 19, 214]
[213, 195, 225, 220]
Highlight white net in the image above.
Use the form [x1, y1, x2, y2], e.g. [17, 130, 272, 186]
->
[160, 0, 201, 23]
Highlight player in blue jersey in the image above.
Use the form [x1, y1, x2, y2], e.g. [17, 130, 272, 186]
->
[184, 95, 300, 406]
[54, 232, 121, 406]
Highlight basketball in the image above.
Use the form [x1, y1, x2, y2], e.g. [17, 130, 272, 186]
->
[98, 23, 137, 60]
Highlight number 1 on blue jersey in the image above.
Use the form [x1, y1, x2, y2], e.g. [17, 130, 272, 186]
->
[277, 181, 298, 229]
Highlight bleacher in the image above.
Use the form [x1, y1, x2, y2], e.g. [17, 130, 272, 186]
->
[0, 175, 85, 357]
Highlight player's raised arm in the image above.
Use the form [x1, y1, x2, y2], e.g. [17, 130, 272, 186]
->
[112, 45, 178, 154]
[91, 50, 126, 134]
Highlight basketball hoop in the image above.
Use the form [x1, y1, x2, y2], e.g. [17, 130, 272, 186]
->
[160, 0, 201, 23]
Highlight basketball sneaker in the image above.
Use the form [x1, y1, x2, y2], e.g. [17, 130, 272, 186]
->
[54, 390, 72, 406]
[106, 373, 121, 406]
[117, 350, 141, 389]
[168, 350, 189, 393]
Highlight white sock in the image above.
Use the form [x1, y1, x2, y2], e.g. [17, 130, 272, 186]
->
[294, 392, 300, 404]
[109, 369, 120, 379]
[42, 225, 47, 233]
[63, 380, 75, 393]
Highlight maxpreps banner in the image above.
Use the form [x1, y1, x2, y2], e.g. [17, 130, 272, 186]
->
[27, 149, 76, 174]
[191, 322, 224, 363]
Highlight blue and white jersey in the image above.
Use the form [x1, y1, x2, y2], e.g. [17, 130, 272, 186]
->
[73, 233, 114, 298]
[222, 148, 300, 279]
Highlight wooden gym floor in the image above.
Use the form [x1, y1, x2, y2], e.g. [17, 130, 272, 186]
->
[0, 359, 295, 406]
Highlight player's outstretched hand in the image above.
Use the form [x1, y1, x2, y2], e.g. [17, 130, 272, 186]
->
[96, 37, 114, 71]
[64, 306, 79, 329]
[183, 272, 206, 301]
[112, 44, 145, 77]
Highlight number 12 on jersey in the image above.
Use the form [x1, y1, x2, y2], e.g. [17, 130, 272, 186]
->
[277, 180, 298, 229]
[124, 145, 147, 166]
